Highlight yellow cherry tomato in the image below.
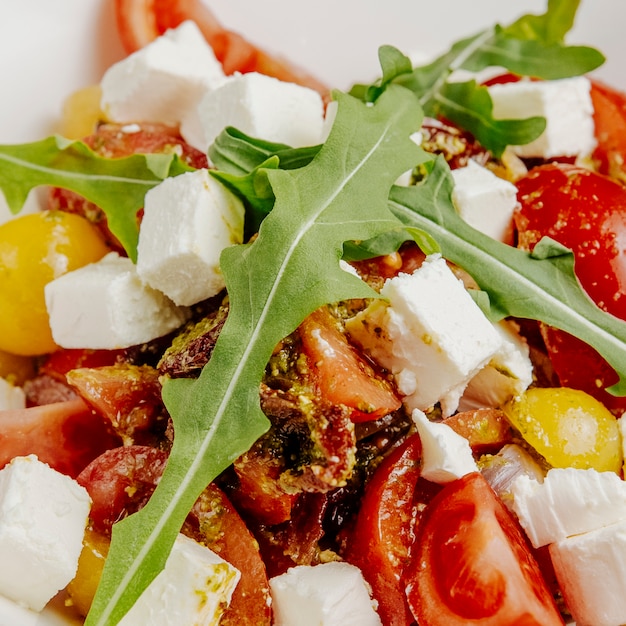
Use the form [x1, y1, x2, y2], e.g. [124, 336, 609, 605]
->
[66, 527, 109, 617]
[503, 387, 622, 473]
[61, 84, 104, 139]
[0, 211, 110, 356]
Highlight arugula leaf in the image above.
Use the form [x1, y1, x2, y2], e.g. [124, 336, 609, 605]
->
[350, 1, 604, 156]
[0, 136, 192, 261]
[85, 85, 424, 626]
[434, 80, 546, 157]
[504, 0, 580, 43]
[388, 156, 626, 395]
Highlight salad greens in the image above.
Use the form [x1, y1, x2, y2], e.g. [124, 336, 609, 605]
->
[0, 1, 620, 623]
[351, 0, 604, 156]
[0, 136, 193, 262]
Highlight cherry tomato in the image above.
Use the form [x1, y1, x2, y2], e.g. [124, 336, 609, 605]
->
[0, 398, 120, 478]
[77, 446, 272, 625]
[0, 211, 111, 356]
[114, 0, 328, 95]
[515, 163, 626, 413]
[343, 434, 422, 626]
[503, 387, 621, 473]
[0, 350, 35, 386]
[404, 472, 564, 626]
[442, 408, 514, 454]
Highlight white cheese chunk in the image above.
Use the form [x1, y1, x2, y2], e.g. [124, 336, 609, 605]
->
[451, 159, 518, 243]
[45, 252, 189, 349]
[0, 594, 38, 626]
[0, 378, 25, 411]
[488, 76, 596, 159]
[459, 320, 533, 411]
[118, 533, 240, 626]
[269, 562, 382, 626]
[100, 20, 226, 127]
[345, 255, 501, 415]
[412, 409, 478, 483]
[137, 170, 244, 306]
[0, 455, 91, 612]
[550, 520, 626, 626]
[188, 72, 325, 153]
[511, 468, 626, 548]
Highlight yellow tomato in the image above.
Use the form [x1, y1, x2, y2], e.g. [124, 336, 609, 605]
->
[0, 211, 110, 356]
[66, 527, 109, 617]
[61, 84, 104, 139]
[503, 387, 622, 473]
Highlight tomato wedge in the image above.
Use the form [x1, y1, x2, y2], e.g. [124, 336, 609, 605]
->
[299, 306, 402, 421]
[114, 0, 328, 95]
[0, 398, 120, 478]
[343, 434, 422, 625]
[404, 472, 564, 626]
[590, 79, 626, 183]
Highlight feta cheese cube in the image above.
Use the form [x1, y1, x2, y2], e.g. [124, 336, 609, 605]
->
[136, 169, 244, 306]
[550, 520, 626, 626]
[488, 76, 596, 159]
[0, 594, 38, 626]
[45, 252, 189, 349]
[269, 562, 382, 626]
[412, 409, 478, 483]
[100, 21, 226, 127]
[458, 320, 533, 411]
[0, 455, 91, 611]
[188, 72, 325, 153]
[451, 159, 518, 243]
[118, 533, 240, 626]
[511, 468, 626, 548]
[345, 255, 501, 415]
[0, 378, 25, 411]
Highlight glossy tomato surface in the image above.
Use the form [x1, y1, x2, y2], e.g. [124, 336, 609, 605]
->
[515, 163, 626, 413]
[404, 472, 564, 626]
[343, 434, 422, 626]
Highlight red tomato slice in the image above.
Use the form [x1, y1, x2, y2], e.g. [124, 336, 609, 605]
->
[78, 445, 272, 625]
[590, 79, 626, 183]
[299, 307, 402, 421]
[515, 162, 626, 413]
[404, 472, 564, 626]
[0, 398, 120, 478]
[114, 0, 328, 95]
[343, 434, 422, 626]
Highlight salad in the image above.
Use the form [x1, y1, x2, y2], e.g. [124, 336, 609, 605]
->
[2, 0, 626, 625]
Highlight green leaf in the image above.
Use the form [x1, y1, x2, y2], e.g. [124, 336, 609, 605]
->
[0, 136, 192, 262]
[85, 85, 424, 626]
[504, 0, 581, 43]
[388, 156, 626, 394]
[434, 80, 546, 157]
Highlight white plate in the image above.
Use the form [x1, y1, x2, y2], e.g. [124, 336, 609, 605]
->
[0, 0, 621, 623]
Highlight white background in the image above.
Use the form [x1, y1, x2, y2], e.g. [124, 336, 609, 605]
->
[0, 0, 624, 143]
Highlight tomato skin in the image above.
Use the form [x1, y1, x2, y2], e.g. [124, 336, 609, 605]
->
[343, 434, 422, 626]
[114, 0, 328, 95]
[299, 307, 402, 421]
[590, 80, 626, 183]
[404, 472, 564, 626]
[0, 398, 120, 478]
[515, 163, 626, 413]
